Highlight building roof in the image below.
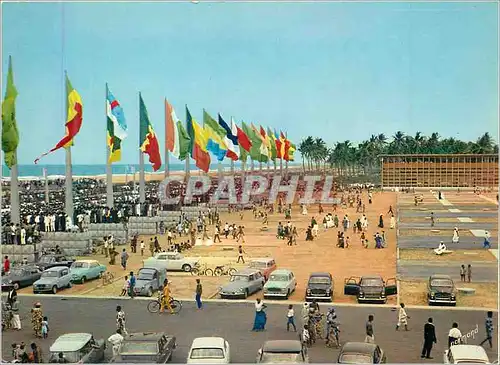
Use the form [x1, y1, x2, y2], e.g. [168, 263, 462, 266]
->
[340, 342, 377, 355]
[263, 340, 302, 353]
[450, 345, 489, 362]
[49, 333, 92, 353]
[191, 337, 225, 349]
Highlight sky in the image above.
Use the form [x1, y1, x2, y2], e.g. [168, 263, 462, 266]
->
[1, 1, 498, 165]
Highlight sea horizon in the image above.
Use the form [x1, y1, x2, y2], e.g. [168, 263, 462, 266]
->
[1, 162, 300, 179]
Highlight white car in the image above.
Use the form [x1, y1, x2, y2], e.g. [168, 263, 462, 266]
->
[187, 337, 230, 364]
[444, 345, 490, 364]
[143, 252, 200, 272]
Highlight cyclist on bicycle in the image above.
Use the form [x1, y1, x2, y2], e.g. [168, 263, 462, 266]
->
[160, 279, 174, 314]
[325, 307, 340, 346]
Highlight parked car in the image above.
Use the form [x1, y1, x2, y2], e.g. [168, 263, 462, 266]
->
[263, 269, 296, 299]
[305, 272, 333, 302]
[134, 267, 168, 297]
[36, 254, 75, 271]
[1, 266, 43, 290]
[48, 333, 105, 363]
[187, 337, 230, 364]
[143, 252, 200, 272]
[428, 274, 457, 306]
[444, 345, 490, 364]
[70, 260, 107, 284]
[220, 269, 265, 299]
[256, 340, 309, 363]
[248, 258, 277, 281]
[343, 276, 397, 303]
[337, 342, 386, 364]
[33, 266, 72, 294]
[115, 332, 176, 363]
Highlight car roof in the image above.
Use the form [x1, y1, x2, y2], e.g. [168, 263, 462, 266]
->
[450, 345, 489, 362]
[73, 260, 98, 264]
[191, 337, 225, 348]
[341, 342, 377, 355]
[124, 332, 165, 342]
[251, 258, 275, 263]
[45, 266, 68, 272]
[233, 269, 260, 276]
[270, 269, 292, 275]
[309, 272, 331, 278]
[263, 340, 302, 353]
[430, 274, 452, 280]
[49, 333, 92, 353]
[361, 276, 383, 280]
[140, 267, 159, 272]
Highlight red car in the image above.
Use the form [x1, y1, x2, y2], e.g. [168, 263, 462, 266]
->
[248, 258, 277, 281]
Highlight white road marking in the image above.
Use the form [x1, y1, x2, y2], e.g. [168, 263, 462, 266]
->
[457, 217, 474, 223]
[479, 195, 499, 205]
[489, 249, 498, 260]
[449, 208, 462, 213]
[470, 229, 489, 237]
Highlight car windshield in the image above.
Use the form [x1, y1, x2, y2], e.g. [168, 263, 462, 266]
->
[431, 279, 453, 287]
[309, 277, 330, 284]
[138, 272, 155, 280]
[339, 354, 373, 364]
[39, 256, 54, 263]
[121, 342, 158, 354]
[49, 351, 79, 363]
[71, 262, 89, 269]
[261, 352, 302, 363]
[41, 271, 59, 278]
[231, 275, 249, 282]
[190, 348, 224, 359]
[269, 275, 289, 281]
[360, 278, 382, 287]
[250, 262, 267, 269]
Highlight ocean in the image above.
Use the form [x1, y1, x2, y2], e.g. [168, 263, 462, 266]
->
[2, 162, 299, 179]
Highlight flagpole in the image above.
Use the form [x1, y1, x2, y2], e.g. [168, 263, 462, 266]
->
[44, 167, 49, 203]
[64, 71, 74, 221]
[139, 93, 146, 204]
[164, 98, 170, 178]
[251, 159, 254, 172]
[105, 84, 114, 208]
[280, 158, 283, 176]
[10, 154, 20, 224]
[218, 161, 223, 181]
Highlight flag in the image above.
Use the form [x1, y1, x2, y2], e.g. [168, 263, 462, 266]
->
[34, 73, 83, 163]
[106, 84, 127, 164]
[243, 122, 261, 162]
[274, 129, 283, 159]
[203, 110, 227, 161]
[280, 131, 287, 159]
[288, 142, 296, 161]
[139, 93, 162, 171]
[191, 119, 211, 172]
[165, 99, 190, 160]
[283, 132, 291, 161]
[1, 56, 19, 169]
[186, 106, 195, 158]
[218, 116, 240, 161]
[236, 122, 252, 152]
[267, 127, 277, 160]
[252, 123, 268, 162]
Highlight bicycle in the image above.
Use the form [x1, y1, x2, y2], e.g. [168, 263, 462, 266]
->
[326, 323, 340, 348]
[213, 264, 237, 276]
[147, 293, 182, 314]
[191, 263, 213, 276]
[102, 272, 115, 285]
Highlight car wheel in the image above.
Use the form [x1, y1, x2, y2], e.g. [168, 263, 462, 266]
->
[52, 286, 57, 294]
[98, 272, 103, 279]
[286, 289, 290, 299]
[182, 264, 192, 272]
[13, 282, 20, 290]
[33, 291, 38, 294]
[81, 276, 86, 284]
[67, 281, 72, 288]
[147, 287, 153, 297]
[244, 289, 249, 299]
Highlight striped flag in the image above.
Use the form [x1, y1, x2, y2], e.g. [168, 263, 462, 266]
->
[165, 99, 190, 160]
[106, 84, 127, 163]
[218, 116, 240, 161]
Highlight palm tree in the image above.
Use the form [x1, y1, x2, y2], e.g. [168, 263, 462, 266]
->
[473, 132, 495, 154]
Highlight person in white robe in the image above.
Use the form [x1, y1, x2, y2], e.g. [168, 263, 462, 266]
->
[452, 228, 460, 243]
[20, 227, 26, 245]
[390, 215, 396, 229]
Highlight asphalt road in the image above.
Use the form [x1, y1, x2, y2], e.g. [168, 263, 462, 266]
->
[2, 296, 498, 363]
[399, 211, 498, 218]
[397, 262, 498, 282]
[397, 236, 498, 249]
[398, 222, 497, 230]
[397, 204, 497, 211]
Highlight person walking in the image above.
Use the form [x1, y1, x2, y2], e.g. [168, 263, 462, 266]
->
[116, 306, 127, 336]
[195, 279, 203, 309]
[479, 311, 494, 349]
[460, 265, 466, 282]
[120, 249, 129, 270]
[286, 304, 297, 332]
[467, 264, 472, 282]
[448, 322, 462, 348]
[31, 302, 43, 338]
[252, 298, 267, 332]
[128, 272, 136, 298]
[214, 225, 221, 243]
[396, 303, 409, 331]
[3, 256, 10, 275]
[11, 297, 21, 330]
[365, 315, 375, 343]
[237, 245, 245, 264]
[108, 329, 124, 362]
[41, 316, 49, 338]
[160, 279, 174, 314]
[140, 240, 145, 256]
[421, 317, 437, 359]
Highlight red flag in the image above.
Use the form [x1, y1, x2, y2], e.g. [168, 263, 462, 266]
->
[236, 125, 252, 152]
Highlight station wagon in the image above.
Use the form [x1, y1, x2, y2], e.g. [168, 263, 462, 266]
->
[187, 337, 231, 364]
[70, 260, 107, 284]
[33, 266, 72, 294]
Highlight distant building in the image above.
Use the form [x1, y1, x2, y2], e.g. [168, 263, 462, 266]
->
[380, 154, 498, 188]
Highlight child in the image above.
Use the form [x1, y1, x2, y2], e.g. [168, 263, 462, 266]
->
[41, 317, 49, 338]
[120, 276, 129, 296]
[302, 325, 311, 347]
[287, 304, 296, 332]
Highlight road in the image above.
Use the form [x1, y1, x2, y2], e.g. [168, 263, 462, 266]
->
[2, 296, 498, 363]
[399, 211, 498, 218]
[397, 262, 498, 282]
[397, 236, 497, 249]
[398, 204, 497, 211]
[397, 222, 497, 230]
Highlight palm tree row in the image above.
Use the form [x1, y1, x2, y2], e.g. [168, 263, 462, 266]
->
[298, 132, 498, 176]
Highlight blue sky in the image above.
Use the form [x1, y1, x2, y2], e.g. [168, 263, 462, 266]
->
[1, 1, 498, 165]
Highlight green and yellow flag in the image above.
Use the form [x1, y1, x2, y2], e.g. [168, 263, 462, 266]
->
[1, 56, 19, 169]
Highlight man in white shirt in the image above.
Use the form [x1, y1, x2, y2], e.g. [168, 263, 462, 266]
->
[107, 330, 124, 361]
[396, 303, 409, 331]
[448, 323, 462, 348]
[20, 227, 26, 245]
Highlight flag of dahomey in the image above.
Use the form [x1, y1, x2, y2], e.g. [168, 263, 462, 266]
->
[35, 73, 83, 163]
[139, 93, 161, 171]
[106, 84, 127, 164]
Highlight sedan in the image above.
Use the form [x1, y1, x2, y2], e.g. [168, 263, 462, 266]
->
[220, 269, 265, 299]
[337, 342, 386, 364]
[187, 337, 230, 364]
[1, 266, 43, 290]
[70, 260, 107, 284]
